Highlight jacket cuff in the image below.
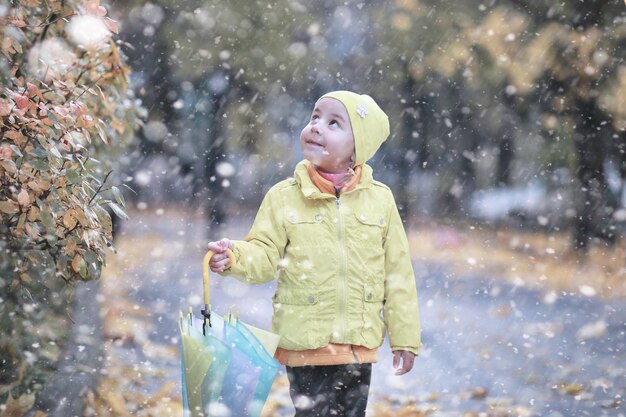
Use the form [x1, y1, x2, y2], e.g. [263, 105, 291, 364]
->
[391, 344, 422, 356]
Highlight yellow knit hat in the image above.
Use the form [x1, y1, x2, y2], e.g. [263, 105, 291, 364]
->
[319, 91, 390, 166]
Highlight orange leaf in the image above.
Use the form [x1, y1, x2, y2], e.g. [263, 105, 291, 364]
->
[63, 212, 78, 229]
[0, 200, 19, 214]
[65, 238, 77, 256]
[69, 101, 83, 116]
[41, 117, 55, 127]
[0, 99, 11, 116]
[27, 179, 51, 192]
[86, 0, 107, 17]
[17, 189, 30, 206]
[1, 160, 18, 175]
[10, 19, 27, 28]
[27, 82, 45, 102]
[72, 254, 85, 272]
[1, 37, 16, 55]
[4, 130, 26, 147]
[25, 222, 40, 239]
[10, 91, 30, 110]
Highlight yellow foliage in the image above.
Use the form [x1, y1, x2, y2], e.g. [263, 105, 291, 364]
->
[408, 225, 626, 299]
[0, 393, 35, 417]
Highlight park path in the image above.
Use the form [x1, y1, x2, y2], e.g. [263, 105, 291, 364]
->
[87, 207, 626, 417]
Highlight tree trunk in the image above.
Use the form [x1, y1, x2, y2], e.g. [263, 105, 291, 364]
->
[204, 81, 230, 229]
[571, 99, 610, 251]
[397, 72, 420, 219]
[496, 90, 517, 187]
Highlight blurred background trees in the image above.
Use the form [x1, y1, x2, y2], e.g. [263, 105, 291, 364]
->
[112, 0, 625, 251]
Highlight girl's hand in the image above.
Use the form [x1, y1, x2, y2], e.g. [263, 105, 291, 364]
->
[207, 238, 233, 272]
[392, 350, 415, 375]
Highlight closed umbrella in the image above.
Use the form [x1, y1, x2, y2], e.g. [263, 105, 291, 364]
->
[179, 313, 231, 417]
[179, 250, 281, 417]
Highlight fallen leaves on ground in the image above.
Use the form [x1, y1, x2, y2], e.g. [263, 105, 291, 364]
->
[408, 224, 626, 299]
[0, 393, 35, 417]
[83, 210, 625, 417]
[82, 232, 184, 417]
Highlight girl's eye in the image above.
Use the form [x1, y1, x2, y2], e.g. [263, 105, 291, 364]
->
[330, 119, 339, 126]
[311, 115, 319, 121]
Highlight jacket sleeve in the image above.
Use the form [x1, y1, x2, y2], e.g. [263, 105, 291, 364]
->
[382, 195, 422, 355]
[224, 186, 287, 284]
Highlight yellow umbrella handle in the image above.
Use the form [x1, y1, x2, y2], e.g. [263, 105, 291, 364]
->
[203, 249, 236, 307]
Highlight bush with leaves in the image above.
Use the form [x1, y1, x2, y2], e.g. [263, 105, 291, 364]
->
[0, 0, 142, 411]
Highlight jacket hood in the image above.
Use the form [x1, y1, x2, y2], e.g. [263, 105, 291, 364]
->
[319, 91, 390, 166]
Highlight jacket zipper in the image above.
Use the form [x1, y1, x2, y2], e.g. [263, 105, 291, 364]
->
[336, 194, 347, 342]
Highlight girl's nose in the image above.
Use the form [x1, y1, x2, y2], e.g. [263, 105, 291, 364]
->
[310, 123, 320, 135]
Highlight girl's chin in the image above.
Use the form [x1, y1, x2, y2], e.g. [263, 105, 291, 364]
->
[306, 159, 345, 173]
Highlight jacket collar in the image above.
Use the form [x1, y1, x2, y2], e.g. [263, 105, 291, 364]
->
[293, 159, 373, 199]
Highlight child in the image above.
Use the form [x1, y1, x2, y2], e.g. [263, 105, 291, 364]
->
[208, 90, 421, 417]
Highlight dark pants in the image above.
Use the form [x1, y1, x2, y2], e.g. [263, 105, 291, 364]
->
[286, 364, 372, 417]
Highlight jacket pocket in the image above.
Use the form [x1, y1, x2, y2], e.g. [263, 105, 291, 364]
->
[360, 282, 386, 348]
[285, 212, 327, 248]
[272, 288, 320, 349]
[355, 212, 385, 228]
[349, 211, 385, 250]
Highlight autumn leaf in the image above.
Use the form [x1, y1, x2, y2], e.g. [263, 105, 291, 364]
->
[0, 200, 19, 214]
[63, 211, 78, 230]
[96, 124, 109, 144]
[17, 188, 30, 206]
[27, 179, 52, 192]
[27, 205, 40, 222]
[100, 390, 129, 415]
[71, 254, 86, 273]
[65, 237, 78, 256]
[85, 0, 107, 17]
[8, 18, 26, 28]
[0, 160, 17, 175]
[0, 98, 11, 116]
[1, 36, 16, 55]
[556, 382, 585, 396]
[103, 17, 119, 34]
[0, 146, 11, 159]
[0, 392, 36, 417]
[27, 82, 45, 102]
[24, 222, 41, 239]
[9, 90, 31, 110]
[69, 101, 85, 116]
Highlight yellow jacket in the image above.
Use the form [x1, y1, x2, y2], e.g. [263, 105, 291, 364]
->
[225, 160, 422, 357]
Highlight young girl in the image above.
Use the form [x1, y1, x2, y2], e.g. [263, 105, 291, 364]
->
[208, 91, 421, 417]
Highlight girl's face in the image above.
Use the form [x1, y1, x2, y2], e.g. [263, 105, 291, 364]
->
[300, 97, 355, 173]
